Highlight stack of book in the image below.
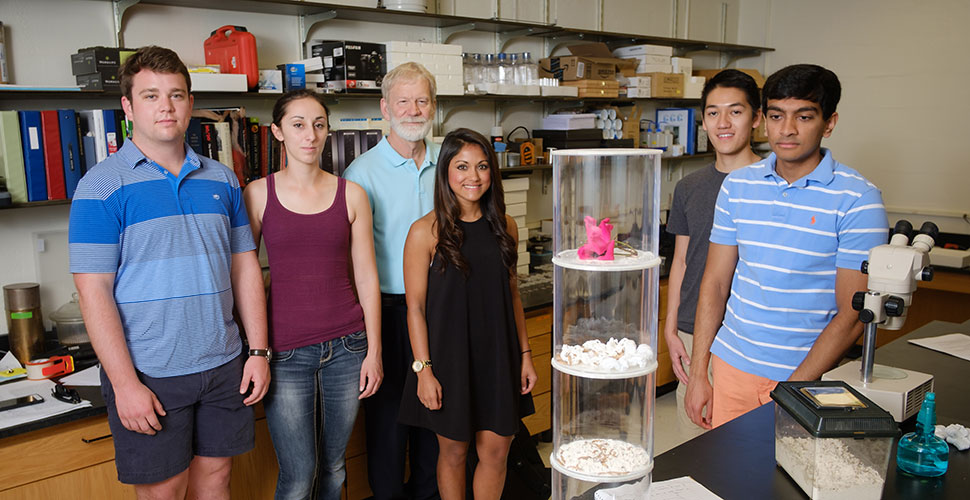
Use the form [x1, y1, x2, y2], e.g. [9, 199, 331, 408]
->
[0, 108, 127, 203]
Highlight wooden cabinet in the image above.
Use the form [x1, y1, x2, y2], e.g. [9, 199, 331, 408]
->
[0, 416, 133, 500]
[655, 280, 677, 387]
[522, 307, 554, 436]
[0, 413, 278, 500]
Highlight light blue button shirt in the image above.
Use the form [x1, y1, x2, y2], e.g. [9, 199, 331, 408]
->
[344, 136, 439, 294]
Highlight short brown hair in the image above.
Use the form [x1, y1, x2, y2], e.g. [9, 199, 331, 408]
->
[120, 45, 191, 101]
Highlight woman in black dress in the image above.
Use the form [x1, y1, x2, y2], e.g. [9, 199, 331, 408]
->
[400, 128, 537, 500]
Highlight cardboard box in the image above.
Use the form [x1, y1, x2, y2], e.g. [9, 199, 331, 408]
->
[636, 63, 673, 74]
[71, 47, 120, 76]
[671, 57, 693, 76]
[693, 68, 766, 88]
[189, 72, 248, 92]
[624, 87, 651, 98]
[562, 78, 619, 98]
[541, 56, 614, 81]
[618, 76, 651, 88]
[641, 72, 684, 98]
[277, 63, 306, 91]
[684, 76, 705, 99]
[541, 42, 636, 81]
[614, 104, 642, 144]
[312, 40, 386, 91]
[612, 44, 674, 57]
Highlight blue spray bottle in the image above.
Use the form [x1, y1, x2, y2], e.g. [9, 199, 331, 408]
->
[896, 392, 949, 477]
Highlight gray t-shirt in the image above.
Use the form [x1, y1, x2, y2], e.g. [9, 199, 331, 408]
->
[666, 163, 727, 334]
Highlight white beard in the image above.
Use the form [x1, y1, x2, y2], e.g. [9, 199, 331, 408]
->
[390, 116, 432, 142]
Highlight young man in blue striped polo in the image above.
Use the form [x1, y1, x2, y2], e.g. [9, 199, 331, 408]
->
[685, 64, 888, 428]
[70, 46, 270, 498]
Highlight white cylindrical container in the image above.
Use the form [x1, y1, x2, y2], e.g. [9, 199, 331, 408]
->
[550, 149, 662, 499]
[384, 0, 428, 13]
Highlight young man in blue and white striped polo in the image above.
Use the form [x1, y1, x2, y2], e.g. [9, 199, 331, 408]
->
[685, 64, 888, 429]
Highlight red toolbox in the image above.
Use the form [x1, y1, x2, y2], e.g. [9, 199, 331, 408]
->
[204, 25, 259, 90]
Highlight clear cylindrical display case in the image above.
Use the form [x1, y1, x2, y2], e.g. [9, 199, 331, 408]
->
[550, 149, 662, 499]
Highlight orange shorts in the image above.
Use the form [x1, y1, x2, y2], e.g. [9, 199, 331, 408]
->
[711, 354, 778, 427]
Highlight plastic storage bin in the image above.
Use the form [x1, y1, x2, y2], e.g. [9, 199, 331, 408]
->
[550, 148, 661, 499]
[771, 381, 897, 500]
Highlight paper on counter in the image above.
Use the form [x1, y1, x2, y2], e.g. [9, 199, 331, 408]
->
[908, 333, 970, 362]
[647, 476, 723, 500]
[59, 364, 102, 386]
[0, 351, 23, 372]
[0, 378, 92, 431]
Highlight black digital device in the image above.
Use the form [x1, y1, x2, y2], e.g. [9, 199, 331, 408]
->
[0, 393, 44, 412]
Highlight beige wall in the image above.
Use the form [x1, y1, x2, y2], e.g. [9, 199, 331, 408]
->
[758, 0, 970, 233]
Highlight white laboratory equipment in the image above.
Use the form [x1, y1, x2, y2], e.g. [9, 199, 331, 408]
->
[550, 149, 662, 499]
[823, 220, 939, 422]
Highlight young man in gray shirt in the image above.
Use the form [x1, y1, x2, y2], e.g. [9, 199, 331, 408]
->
[664, 69, 763, 435]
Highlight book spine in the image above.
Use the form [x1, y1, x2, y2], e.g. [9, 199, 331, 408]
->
[247, 118, 260, 182]
[18, 110, 48, 202]
[40, 110, 67, 200]
[0, 110, 28, 203]
[58, 109, 82, 199]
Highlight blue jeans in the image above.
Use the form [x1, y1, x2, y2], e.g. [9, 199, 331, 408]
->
[263, 331, 367, 500]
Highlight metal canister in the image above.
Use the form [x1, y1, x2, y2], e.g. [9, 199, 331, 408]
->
[3, 283, 46, 364]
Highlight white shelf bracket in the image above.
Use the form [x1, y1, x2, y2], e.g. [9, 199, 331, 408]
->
[300, 10, 338, 46]
[441, 99, 483, 123]
[113, 0, 141, 47]
[439, 23, 477, 45]
[498, 28, 541, 52]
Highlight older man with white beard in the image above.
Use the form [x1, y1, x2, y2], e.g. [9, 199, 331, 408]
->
[343, 62, 441, 500]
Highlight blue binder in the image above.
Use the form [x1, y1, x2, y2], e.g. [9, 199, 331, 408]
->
[58, 109, 83, 199]
[18, 110, 48, 202]
[102, 109, 119, 155]
[82, 135, 98, 174]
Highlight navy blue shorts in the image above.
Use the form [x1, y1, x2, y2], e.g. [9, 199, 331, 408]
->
[100, 355, 254, 484]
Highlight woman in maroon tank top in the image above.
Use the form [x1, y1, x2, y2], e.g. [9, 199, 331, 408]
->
[243, 90, 383, 500]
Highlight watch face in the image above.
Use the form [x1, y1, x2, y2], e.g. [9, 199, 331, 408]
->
[411, 360, 424, 373]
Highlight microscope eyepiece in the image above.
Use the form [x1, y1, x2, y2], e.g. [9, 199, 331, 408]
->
[893, 220, 913, 239]
[919, 221, 939, 242]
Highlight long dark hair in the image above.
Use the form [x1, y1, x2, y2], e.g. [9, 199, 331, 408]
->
[433, 128, 517, 276]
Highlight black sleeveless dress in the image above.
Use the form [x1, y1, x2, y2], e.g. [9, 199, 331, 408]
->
[399, 217, 535, 442]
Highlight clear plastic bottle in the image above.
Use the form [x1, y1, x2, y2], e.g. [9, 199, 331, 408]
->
[470, 53, 484, 91]
[462, 53, 472, 90]
[509, 52, 521, 85]
[897, 392, 949, 477]
[497, 53, 512, 85]
[521, 51, 539, 86]
[484, 53, 498, 85]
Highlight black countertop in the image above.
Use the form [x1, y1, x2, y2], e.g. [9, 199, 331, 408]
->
[654, 319, 970, 499]
[0, 384, 106, 440]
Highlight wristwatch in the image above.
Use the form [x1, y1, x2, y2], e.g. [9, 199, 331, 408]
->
[411, 359, 432, 373]
[249, 348, 272, 361]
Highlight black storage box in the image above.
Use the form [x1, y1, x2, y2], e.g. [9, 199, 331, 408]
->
[71, 47, 120, 76]
[532, 128, 603, 150]
[76, 68, 120, 91]
[311, 41, 385, 92]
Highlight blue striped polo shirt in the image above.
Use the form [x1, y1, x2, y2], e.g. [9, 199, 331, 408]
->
[69, 140, 256, 378]
[709, 149, 888, 381]
[343, 136, 439, 294]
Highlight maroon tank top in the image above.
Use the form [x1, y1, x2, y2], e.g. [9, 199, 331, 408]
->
[262, 174, 365, 351]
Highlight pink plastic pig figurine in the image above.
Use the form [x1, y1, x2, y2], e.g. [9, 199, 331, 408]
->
[577, 216, 615, 260]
